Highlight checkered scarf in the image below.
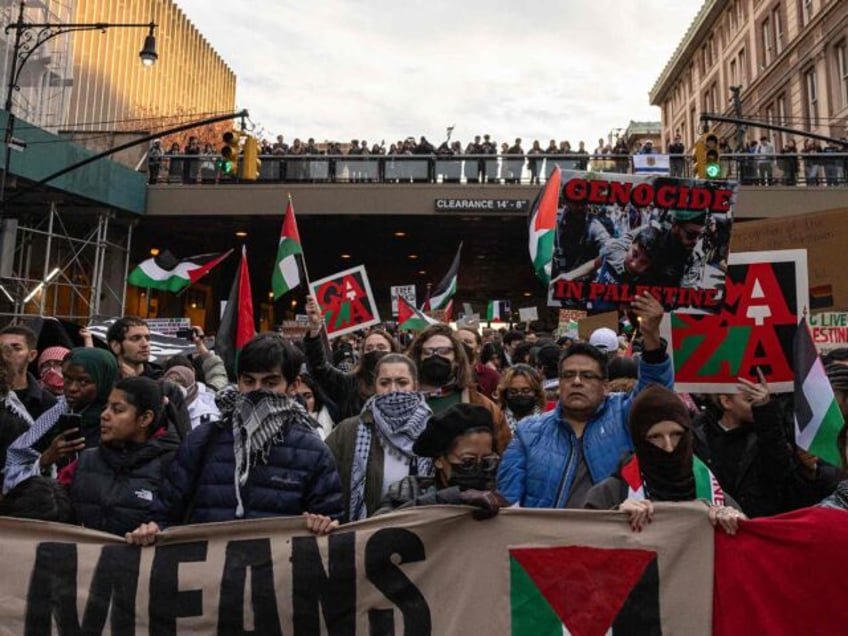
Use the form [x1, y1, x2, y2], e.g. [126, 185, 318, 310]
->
[349, 391, 432, 521]
[4, 391, 33, 428]
[216, 386, 314, 518]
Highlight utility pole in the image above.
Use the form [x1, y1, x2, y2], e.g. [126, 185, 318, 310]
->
[729, 86, 744, 151]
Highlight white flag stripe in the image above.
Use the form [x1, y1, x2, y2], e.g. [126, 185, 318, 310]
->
[795, 363, 834, 448]
[279, 254, 299, 289]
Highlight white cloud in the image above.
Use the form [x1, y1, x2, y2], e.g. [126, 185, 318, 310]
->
[174, 0, 701, 146]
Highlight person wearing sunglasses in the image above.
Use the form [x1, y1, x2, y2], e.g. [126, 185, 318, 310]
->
[375, 403, 506, 519]
[498, 291, 672, 509]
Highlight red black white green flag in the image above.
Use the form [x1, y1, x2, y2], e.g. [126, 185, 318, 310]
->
[127, 249, 232, 293]
[217, 246, 255, 376]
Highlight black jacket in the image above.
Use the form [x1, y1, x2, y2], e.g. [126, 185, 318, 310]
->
[374, 476, 464, 515]
[71, 433, 179, 535]
[15, 373, 56, 421]
[303, 333, 367, 420]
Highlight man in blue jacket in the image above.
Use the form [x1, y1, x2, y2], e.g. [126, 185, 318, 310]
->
[497, 291, 672, 508]
[126, 333, 343, 544]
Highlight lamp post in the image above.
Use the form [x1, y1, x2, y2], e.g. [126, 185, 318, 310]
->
[0, 0, 157, 215]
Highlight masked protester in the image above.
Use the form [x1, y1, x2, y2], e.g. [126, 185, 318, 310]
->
[326, 354, 433, 520]
[162, 359, 219, 430]
[375, 403, 507, 519]
[584, 385, 745, 535]
[408, 324, 512, 453]
[37, 346, 70, 397]
[495, 364, 545, 431]
[303, 295, 401, 420]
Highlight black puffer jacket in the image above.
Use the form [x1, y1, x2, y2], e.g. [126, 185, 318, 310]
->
[70, 432, 179, 535]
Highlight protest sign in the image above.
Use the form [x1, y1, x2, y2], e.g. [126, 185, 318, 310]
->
[547, 171, 735, 313]
[809, 312, 848, 353]
[0, 505, 712, 635]
[87, 319, 196, 362]
[731, 208, 848, 311]
[389, 285, 417, 318]
[311, 265, 380, 338]
[665, 249, 808, 393]
[518, 306, 538, 322]
[144, 317, 191, 337]
[577, 310, 619, 340]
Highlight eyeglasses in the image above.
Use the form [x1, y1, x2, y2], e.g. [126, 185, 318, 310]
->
[559, 369, 604, 382]
[448, 454, 500, 473]
[506, 388, 535, 398]
[422, 346, 454, 357]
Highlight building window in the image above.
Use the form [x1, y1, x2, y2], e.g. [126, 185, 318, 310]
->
[837, 41, 848, 108]
[777, 93, 788, 127]
[730, 58, 738, 86]
[773, 7, 783, 54]
[739, 48, 747, 85]
[762, 17, 773, 66]
[798, 0, 813, 27]
[805, 67, 818, 127]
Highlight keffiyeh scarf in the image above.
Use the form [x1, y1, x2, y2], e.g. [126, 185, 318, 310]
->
[217, 386, 314, 518]
[349, 391, 432, 521]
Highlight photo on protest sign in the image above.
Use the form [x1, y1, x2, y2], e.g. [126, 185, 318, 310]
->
[663, 249, 808, 393]
[310, 265, 380, 338]
[547, 171, 736, 314]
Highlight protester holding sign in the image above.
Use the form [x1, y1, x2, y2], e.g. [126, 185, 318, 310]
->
[304, 295, 401, 420]
[584, 385, 745, 535]
[375, 403, 507, 518]
[407, 324, 512, 453]
[125, 334, 342, 544]
[326, 353, 433, 521]
[63, 377, 179, 536]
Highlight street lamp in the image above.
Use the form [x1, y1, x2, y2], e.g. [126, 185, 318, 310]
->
[0, 0, 158, 213]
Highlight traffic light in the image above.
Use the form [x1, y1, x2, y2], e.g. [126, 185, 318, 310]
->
[241, 135, 261, 180]
[219, 130, 241, 176]
[695, 131, 721, 179]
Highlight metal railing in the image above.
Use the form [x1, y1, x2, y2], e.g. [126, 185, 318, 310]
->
[146, 152, 848, 187]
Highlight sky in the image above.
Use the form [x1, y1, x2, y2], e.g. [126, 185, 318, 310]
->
[173, 0, 703, 148]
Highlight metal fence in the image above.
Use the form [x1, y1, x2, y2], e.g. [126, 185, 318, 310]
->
[148, 152, 848, 187]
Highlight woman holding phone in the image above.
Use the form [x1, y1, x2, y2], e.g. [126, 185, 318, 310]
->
[3, 348, 118, 493]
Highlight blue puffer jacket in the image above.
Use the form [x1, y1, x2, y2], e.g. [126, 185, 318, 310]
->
[497, 354, 673, 508]
[150, 417, 343, 526]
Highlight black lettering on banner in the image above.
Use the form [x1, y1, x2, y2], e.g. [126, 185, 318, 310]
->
[365, 528, 431, 636]
[292, 532, 355, 636]
[24, 542, 79, 636]
[81, 545, 141, 636]
[149, 541, 208, 636]
[218, 538, 282, 636]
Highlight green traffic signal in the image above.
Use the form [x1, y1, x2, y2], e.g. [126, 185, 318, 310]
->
[705, 162, 721, 178]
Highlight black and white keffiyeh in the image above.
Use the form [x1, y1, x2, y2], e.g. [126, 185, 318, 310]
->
[348, 391, 432, 521]
[217, 386, 314, 518]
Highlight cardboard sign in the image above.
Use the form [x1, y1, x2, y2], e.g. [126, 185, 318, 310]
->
[547, 171, 735, 313]
[310, 265, 380, 338]
[665, 249, 808, 393]
[809, 312, 848, 353]
[577, 311, 619, 340]
[518, 306, 539, 322]
[389, 284, 417, 318]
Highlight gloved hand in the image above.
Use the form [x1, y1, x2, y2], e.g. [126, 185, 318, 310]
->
[459, 489, 508, 520]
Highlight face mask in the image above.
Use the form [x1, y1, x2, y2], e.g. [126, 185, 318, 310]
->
[506, 394, 537, 417]
[39, 366, 64, 394]
[446, 460, 498, 491]
[420, 356, 453, 386]
[243, 389, 280, 408]
[362, 350, 388, 375]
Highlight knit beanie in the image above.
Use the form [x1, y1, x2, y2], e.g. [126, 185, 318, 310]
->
[629, 384, 691, 441]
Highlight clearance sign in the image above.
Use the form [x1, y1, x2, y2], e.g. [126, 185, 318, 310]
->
[809, 312, 848, 353]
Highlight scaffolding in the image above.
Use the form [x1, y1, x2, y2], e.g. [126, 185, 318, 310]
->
[0, 202, 132, 323]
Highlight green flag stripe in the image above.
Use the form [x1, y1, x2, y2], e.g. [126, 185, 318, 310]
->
[808, 399, 844, 467]
[510, 556, 563, 636]
[692, 456, 716, 503]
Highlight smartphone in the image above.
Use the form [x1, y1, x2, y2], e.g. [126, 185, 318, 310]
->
[31, 413, 82, 454]
[176, 327, 195, 341]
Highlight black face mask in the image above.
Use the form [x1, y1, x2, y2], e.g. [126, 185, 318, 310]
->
[506, 394, 537, 417]
[446, 460, 498, 491]
[420, 355, 453, 386]
[361, 350, 388, 375]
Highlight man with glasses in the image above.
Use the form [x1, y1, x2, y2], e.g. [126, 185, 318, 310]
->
[497, 292, 672, 508]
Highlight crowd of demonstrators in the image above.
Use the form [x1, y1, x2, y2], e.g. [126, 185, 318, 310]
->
[0, 300, 846, 549]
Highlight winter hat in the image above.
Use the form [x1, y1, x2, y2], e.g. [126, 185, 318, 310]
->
[629, 384, 691, 441]
[826, 363, 848, 392]
[37, 346, 70, 370]
[589, 327, 619, 353]
[413, 403, 494, 458]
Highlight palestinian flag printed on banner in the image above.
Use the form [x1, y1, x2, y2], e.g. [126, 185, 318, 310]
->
[398, 296, 438, 331]
[127, 249, 232, 293]
[217, 246, 256, 377]
[427, 242, 462, 310]
[510, 545, 661, 634]
[487, 300, 511, 322]
[794, 315, 844, 466]
[271, 196, 303, 300]
[527, 165, 560, 286]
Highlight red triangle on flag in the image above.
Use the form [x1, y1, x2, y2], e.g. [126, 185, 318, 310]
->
[282, 198, 301, 244]
[187, 249, 234, 283]
[397, 295, 415, 325]
[510, 545, 656, 635]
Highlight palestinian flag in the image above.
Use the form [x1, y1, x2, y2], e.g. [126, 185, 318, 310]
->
[510, 545, 661, 634]
[127, 249, 232, 293]
[794, 315, 844, 466]
[217, 246, 256, 377]
[528, 165, 560, 285]
[622, 454, 724, 504]
[486, 300, 510, 322]
[398, 296, 438, 331]
[271, 196, 303, 300]
[428, 242, 462, 310]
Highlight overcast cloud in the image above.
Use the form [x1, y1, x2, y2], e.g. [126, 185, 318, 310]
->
[174, 0, 701, 147]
